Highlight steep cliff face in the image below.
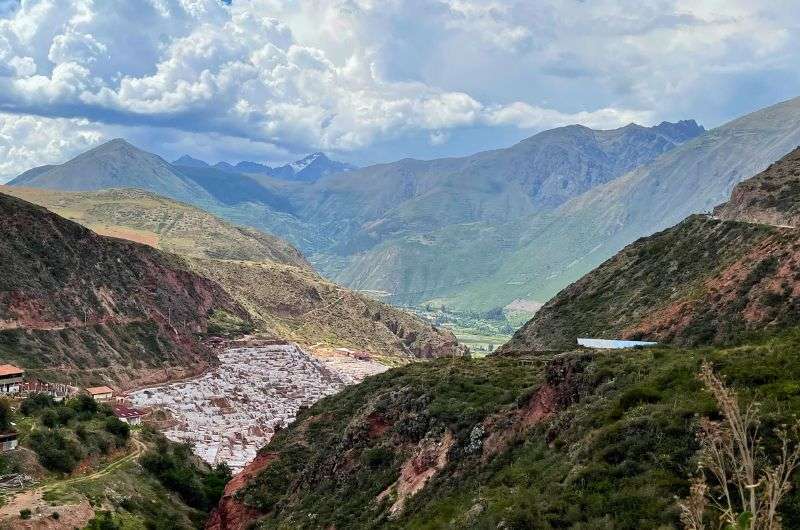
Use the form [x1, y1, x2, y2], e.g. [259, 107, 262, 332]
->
[0, 192, 249, 387]
[713, 147, 800, 227]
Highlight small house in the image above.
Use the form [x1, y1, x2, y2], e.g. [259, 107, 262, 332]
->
[112, 404, 144, 426]
[0, 432, 18, 452]
[86, 385, 114, 401]
[0, 365, 24, 394]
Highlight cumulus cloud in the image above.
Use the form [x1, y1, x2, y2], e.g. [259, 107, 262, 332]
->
[0, 0, 797, 170]
[0, 112, 104, 179]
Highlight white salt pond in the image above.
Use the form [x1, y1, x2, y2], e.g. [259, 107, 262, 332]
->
[129, 344, 387, 472]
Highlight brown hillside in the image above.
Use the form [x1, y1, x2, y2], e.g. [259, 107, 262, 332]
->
[0, 192, 250, 388]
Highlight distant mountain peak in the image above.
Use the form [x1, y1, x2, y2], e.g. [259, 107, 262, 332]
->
[173, 155, 210, 168]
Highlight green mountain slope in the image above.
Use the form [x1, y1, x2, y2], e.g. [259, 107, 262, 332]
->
[208, 147, 800, 530]
[8, 122, 704, 312]
[459, 97, 800, 311]
[1, 186, 466, 360]
[1, 186, 310, 268]
[502, 146, 800, 352]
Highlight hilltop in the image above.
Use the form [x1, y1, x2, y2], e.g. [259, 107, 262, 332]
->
[11, 139, 213, 205]
[1, 186, 310, 268]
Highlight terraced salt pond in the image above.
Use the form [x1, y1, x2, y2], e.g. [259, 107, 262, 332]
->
[129, 344, 387, 471]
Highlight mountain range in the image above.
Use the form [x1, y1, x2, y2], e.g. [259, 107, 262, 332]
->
[8, 118, 708, 313]
[173, 152, 356, 182]
[9, 97, 800, 318]
[206, 133, 800, 530]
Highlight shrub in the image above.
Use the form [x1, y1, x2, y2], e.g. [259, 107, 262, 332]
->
[104, 416, 130, 440]
[69, 394, 99, 416]
[679, 362, 800, 529]
[140, 438, 230, 512]
[28, 429, 84, 473]
[85, 511, 121, 530]
[19, 508, 31, 519]
[20, 393, 55, 416]
[0, 399, 11, 432]
[41, 408, 59, 428]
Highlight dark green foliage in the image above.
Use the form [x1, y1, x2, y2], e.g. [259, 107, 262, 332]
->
[19, 508, 31, 519]
[0, 399, 11, 432]
[84, 511, 121, 530]
[20, 392, 55, 415]
[104, 416, 130, 440]
[22, 395, 128, 472]
[139, 433, 231, 512]
[27, 429, 83, 473]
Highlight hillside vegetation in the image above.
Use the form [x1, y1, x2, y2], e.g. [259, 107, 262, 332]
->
[190, 259, 465, 360]
[0, 186, 310, 268]
[0, 393, 228, 528]
[210, 329, 800, 529]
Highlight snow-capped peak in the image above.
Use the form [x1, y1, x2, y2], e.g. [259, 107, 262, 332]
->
[289, 152, 325, 173]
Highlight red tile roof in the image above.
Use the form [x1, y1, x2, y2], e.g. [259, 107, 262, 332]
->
[0, 364, 24, 377]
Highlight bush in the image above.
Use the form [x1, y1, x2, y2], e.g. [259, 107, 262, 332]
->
[70, 394, 99, 416]
[20, 393, 55, 416]
[0, 399, 11, 433]
[85, 511, 121, 530]
[104, 417, 130, 440]
[41, 408, 59, 428]
[28, 429, 84, 473]
[140, 438, 231, 512]
[19, 508, 31, 519]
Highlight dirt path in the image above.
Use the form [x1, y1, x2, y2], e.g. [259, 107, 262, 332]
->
[46, 436, 146, 489]
[0, 435, 147, 529]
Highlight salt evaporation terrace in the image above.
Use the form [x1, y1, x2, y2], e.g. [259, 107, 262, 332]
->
[130, 344, 387, 471]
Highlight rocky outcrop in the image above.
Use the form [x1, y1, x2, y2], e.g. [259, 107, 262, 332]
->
[206, 452, 277, 530]
[714, 147, 800, 227]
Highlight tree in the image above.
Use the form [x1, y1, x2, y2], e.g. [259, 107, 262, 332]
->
[680, 362, 800, 530]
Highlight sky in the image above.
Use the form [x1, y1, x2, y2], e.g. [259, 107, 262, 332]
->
[0, 0, 799, 181]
